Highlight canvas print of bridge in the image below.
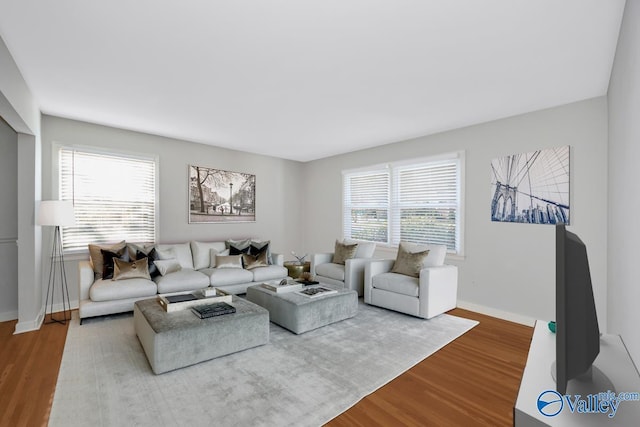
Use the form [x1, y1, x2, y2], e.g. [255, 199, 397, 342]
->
[189, 165, 255, 223]
[490, 146, 570, 225]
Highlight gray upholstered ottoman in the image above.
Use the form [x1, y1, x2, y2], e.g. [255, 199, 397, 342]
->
[245, 284, 358, 334]
[134, 296, 269, 374]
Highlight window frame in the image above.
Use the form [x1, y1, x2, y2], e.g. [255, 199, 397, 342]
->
[342, 151, 465, 256]
[53, 143, 160, 254]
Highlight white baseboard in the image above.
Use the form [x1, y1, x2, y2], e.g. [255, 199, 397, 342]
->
[14, 309, 44, 334]
[13, 300, 79, 334]
[0, 310, 18, 322]
[457, 300, 536, 327]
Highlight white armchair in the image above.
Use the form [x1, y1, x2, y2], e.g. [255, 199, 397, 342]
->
[310, 239, 376, 296]
[364, 243, 458, 319]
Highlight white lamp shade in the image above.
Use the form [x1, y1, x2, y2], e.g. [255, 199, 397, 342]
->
[37, 200, 76, 226]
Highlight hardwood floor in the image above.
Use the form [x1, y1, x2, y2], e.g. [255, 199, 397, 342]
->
[327, 308, 533, 427]
[0, 316, 69, 427]
[0, 308, 532, 427]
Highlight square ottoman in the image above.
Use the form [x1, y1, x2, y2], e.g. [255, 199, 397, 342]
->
[134, 296, 269, 374]
[245, 283, 358, 334]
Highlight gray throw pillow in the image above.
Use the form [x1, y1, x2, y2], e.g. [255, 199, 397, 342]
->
[332, 240, 358, 265]
[391, 242, 430, 278]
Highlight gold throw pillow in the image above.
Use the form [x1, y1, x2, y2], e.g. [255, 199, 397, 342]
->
[332, 240, 359, 265]
[113, 257, 151, 281]
[242, 250, 269, 270]
[391, 242, 430, 278]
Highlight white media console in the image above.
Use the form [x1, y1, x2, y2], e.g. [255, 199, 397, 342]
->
[515, 321, 640, 426]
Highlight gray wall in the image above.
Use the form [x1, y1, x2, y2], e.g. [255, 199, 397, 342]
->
[0, 34, 43, 334]
[0, 117, 18, 320]
[304, 97, 609, 327]
[608, 0, 640, 366]
[40, 115, 304, 307]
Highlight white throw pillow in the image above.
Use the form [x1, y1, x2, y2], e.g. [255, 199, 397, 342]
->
[153, 259, 182, 276]
[156, 243, 194, 269]
[190, 241, 227, 269]
[209, 248, 230, 268]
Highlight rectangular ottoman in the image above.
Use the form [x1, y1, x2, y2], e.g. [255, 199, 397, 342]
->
[245, 284, 358, 334]
[134, 296, 269, 374]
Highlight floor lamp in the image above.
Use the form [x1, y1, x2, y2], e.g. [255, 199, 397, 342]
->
[38, 200, 76, 325]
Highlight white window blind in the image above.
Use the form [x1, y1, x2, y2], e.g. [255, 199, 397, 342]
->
[343, 169, 389, 243]
[59, 148, 157, 252]
[343, 153, 462, 254]
[392, 160, 459, 251]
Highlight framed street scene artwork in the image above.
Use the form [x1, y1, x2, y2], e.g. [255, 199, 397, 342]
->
[189, 165, 256, 223]
[490, 145, 570, 225]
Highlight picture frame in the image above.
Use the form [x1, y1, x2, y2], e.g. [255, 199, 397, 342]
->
[189, 165, 255, 223]
[490, 145, 570, 225]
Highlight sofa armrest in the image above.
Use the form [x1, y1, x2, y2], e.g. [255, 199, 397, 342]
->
[78, 260, 95, 301]
[310, 252, 334, 275]
[364, 259, 395, 303]
[418, 264, 458, 319]
[344, 258, 374, 296]
[271, 252, 284, 266]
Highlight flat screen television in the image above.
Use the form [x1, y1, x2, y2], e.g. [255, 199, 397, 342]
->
[554, 223, 602, 395]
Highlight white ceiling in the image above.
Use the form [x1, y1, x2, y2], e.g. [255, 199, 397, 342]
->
[0, 1, 626, 162]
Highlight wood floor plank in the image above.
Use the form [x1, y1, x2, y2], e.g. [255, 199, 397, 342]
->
[0, 308, 531, 426]
[326, 308, 533, 427]
[0, 316, 69, 427]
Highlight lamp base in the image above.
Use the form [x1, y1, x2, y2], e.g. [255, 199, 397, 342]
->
[44, 225, 72, 326]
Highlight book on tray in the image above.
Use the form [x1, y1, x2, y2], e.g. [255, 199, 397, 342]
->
[261, 280, 303, 293]
[165, 294, 197, 303]
[191, 302, 236, 319]
[296, 287, 337, 298]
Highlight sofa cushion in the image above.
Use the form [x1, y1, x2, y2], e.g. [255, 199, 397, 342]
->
[400, 242, 447, 267]
[154, 268, 209, 294]
[344, 239, 376, 258]
[191, 241, 227, 270]
[156, 243, 194, 269]
[89, 277, 157, 302]
[251, 265, 288, 282]
[372, 272, 419, 297]
[315, 262, 345, 281]
[201, 267, 254, 287]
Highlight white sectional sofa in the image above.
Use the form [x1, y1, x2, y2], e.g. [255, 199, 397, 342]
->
[78, 240, 287, 323]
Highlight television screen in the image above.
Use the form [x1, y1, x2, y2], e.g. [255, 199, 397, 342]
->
[555, 223, 600, 395]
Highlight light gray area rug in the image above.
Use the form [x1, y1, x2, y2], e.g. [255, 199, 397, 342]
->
[50, 301, 477, 427]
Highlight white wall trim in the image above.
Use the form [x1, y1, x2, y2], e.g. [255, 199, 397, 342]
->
[13, 308, 44, 334]
[0, 310, 18, 322]
[457, 300, 536, 327]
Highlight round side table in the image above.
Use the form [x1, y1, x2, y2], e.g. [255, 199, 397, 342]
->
[283, 261, 310, 279]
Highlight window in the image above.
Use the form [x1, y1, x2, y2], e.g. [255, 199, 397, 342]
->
[343, 152, 463, 254]
[58, 147, 157, 252]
